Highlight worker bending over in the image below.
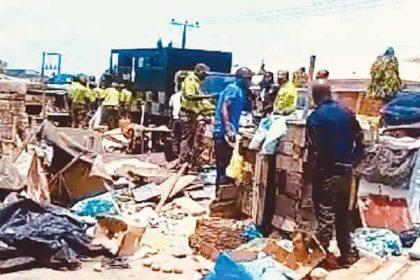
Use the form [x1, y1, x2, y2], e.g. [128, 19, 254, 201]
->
[306, 80, 364, 267]
[213, 67, 253, 187]
[69, 76, 95, 128]
[179, 63, 215, 170]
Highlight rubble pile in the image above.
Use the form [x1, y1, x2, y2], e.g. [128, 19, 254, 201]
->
[190, 217, 250, 260]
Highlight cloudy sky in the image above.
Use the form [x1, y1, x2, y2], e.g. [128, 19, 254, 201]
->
[1, 0, 419, 79]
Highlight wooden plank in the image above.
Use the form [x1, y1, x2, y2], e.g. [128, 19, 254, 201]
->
[252, 155, 262, 223]
[155, 162, 188, 213]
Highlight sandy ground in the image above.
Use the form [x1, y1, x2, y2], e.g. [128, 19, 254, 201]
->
[1, 259, 204, 280]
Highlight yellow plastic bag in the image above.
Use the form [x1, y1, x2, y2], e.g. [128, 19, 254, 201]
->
[226, 139, 244, 179]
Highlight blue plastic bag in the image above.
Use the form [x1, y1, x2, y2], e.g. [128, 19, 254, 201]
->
[205, 252, 293, 280]
[243, 224, 263, 241]
[71, 193, 120, 218]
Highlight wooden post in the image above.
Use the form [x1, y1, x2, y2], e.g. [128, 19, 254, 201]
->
[308, 55, 316, 81]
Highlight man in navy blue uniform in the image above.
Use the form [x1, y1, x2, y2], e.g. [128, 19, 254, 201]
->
[306, 79, 364, 266]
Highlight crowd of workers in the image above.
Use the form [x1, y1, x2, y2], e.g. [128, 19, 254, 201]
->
[68, 76, 136, 129]
[68, 62, 362, 267]
[171, 63, 361, 267]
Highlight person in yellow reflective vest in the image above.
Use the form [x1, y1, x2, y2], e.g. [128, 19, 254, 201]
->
[119, 85, 132, 119]
[89, 82, 104, 111]
[273, 72, 298, 115]
[101, 82, 121, 129]
[179, 63, 215, 170]
[69, 76, 95, 128]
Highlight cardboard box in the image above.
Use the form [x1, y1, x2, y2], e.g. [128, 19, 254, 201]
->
[94, 215, 145, 256]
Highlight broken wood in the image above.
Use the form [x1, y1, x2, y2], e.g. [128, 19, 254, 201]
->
[49, 152, 84, 186]
[12, 123, 43, 163]
[155, 162, 188, 213]
[58, 132, 95, 154]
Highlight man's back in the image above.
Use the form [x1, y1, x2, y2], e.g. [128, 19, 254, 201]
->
[214, 83, 244, 139]
[307, 99, 362, 172]
[103, 87, 120, 107]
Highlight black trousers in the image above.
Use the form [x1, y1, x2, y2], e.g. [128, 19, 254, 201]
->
[102, 106, 119, 130]
[170, 119, 182, 160]
[312, 171, 353, 256]
[179, 111, 197, 166]
[214, 137, 233, 186]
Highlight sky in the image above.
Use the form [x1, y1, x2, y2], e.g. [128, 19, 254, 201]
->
[1, 0, 419, 80]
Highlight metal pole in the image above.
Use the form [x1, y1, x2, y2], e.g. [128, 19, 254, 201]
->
[171, 19, 199, 49]
[57, 53, 62, 75]
[41, 52, 46, 77]
[182, 22, 187, 49]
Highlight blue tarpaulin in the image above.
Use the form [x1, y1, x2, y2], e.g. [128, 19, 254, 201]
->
[382, 92, 420, 126]
[205, 252, 293, 280]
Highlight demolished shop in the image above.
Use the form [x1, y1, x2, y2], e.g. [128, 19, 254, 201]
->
[1, 55, 420, 279]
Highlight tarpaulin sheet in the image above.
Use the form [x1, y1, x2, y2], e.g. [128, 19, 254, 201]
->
[355, 141, 418, 188]
[382, 92, 420, 126]
[0, 198, 109, 273]
[205, 252, 294, 280]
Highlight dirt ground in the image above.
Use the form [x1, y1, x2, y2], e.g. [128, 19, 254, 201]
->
[1, 259, 204, 280]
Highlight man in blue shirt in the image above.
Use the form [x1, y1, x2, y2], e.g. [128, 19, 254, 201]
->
[214, 67, 253, 187]
[306, 80, 364, 267]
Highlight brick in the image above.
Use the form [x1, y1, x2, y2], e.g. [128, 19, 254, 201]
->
[0, 82, 27, 95]
[284, 172, 303, 199]
[275, 194, 299, 218]
[278, 141, 295, 155]
[276, 155, 304, 173]
[217, 184, 239, 201]
[239, 187, 252, 216]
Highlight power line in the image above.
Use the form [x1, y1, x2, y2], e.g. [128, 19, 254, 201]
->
[202, 0, 402, 24]
[203, 0, 389, 23]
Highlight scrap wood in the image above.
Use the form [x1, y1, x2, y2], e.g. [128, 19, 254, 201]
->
[12, 123, 41, 163]
[103, 134, 128, 145]
[167, 175, 198, 199]
[58, 132, 96, 154]
[172, 196, 207, 216]
[49, 152, 84, 186]
[155, 162, 188, 213]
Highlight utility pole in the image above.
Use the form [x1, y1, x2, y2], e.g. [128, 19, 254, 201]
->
[41, 52, 62, 77]
[170, 19, 200, 49]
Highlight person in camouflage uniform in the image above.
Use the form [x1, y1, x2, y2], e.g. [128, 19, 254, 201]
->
[69, 76, 95, 129]
[179, 63, 215, 171]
